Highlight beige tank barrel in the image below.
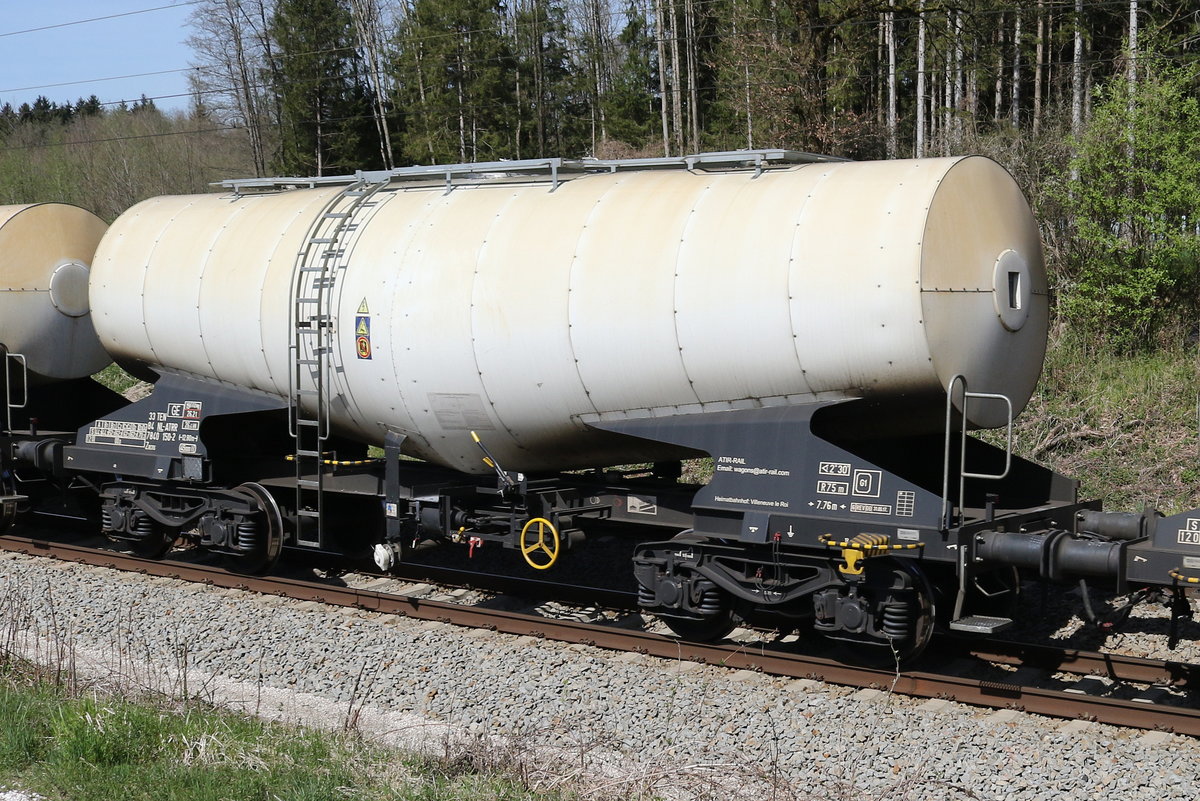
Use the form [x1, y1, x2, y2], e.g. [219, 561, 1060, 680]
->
[89, 155, 1048, 473]
[0, 203, 111, 382]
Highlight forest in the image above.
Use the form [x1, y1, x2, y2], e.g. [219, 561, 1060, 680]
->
[0, 0, 1198, 352]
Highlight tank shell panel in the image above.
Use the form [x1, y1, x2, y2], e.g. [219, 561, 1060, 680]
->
[0, 203, 110, 382]
[90, 156, 1047, 472]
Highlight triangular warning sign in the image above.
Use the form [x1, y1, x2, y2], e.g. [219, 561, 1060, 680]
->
[356, 318, 370, 336]
[357, 298, 370, 315]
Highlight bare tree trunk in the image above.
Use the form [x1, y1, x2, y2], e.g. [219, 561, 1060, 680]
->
[1127, 0, 1138, 100]
[654, 0, 670, 155]
[1012, 8, 1022, 127]
[916, 0, 926, 158]
[953, 11, 963, 148]
[886, 0, 896, 158]
[942, 12, 952, 155]
[876, 14, 884, 130]
[1071, 0, 1084, 140]
[667, 0, 684, 155]
[349, 0, 393, 170]
[598, 0, 610, 144]
[995, 15, 1005, 125]
[684, 0, 699, 152]
[457, 46, 467, 162]
[1034, 0, 1044, 135]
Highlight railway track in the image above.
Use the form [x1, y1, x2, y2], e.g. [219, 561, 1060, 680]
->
[1, 531, 1197, 736]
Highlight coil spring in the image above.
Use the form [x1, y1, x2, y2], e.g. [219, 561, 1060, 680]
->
[100, 507, 113, 532]
[236, 519, 259, 553]
[131, 515, 154, 536]
[880, 602, 911, 640]
[636, 585, 657, 608]
[696, 586, 724, 615]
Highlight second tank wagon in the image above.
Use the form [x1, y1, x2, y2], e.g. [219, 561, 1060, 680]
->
[90, 153, 1047, 474]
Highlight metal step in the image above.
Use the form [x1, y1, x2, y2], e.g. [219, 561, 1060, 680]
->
[948, 615, 1014, 635]
[295, 418, 321, 427]
[297, 479, 321, 488]
[295, 448, 322, 457]
[296, 509, 321, 518]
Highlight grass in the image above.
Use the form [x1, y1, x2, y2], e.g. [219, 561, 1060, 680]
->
[1006, 331, 1200, 513]
[0, 663, 569, 801]
[92, 364, 143, 397]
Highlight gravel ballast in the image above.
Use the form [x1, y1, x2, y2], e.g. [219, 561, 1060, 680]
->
[1, 550, 1197, 801]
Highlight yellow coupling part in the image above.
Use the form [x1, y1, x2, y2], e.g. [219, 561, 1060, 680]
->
[818, 532, 921, 576]
[1169, 568, 1200, 585]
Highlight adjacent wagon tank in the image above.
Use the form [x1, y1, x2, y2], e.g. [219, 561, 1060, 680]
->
[0, 203, 110, 383]
[88, 155, 1048, 474]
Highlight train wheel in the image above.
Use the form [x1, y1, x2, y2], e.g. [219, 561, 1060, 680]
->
[661, 607, 737, 642]
[881, 558, 936, 663]
[227, 483, 284, 575]
[0, 473, 17, 533]
[827, 557, 936, 666]
[127, 526, 175, 559]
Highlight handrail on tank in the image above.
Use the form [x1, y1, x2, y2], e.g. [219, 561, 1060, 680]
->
[3, 352, 27, 434]
[940, 375, 1015, 530]
[216, 150, 849, 195]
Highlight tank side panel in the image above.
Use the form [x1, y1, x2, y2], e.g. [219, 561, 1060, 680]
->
[92, 198, 183, 371]
[138, 198, 212, 377]
[788, 160, 942, 397]
[674, 171, 813, 401]
[569, 172, 703, 414]
[376, 186, 514, 472]
[333, 188, 439, 456]
[470, 181, 598, 454]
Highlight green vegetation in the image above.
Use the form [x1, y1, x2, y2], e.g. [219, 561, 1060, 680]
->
[1054, 45, 1200, 352]
[1011, 331, 1199, 514]
[0, 672, 568, 801]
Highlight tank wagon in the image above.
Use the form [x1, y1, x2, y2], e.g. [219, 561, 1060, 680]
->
[2, 151, 1197, 661]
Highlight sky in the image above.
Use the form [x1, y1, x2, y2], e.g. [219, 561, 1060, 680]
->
[0, 1, 199, 114]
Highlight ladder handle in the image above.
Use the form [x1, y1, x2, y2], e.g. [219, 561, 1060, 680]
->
[5, 353, 27, 411]
[960, 390, 1013, 481]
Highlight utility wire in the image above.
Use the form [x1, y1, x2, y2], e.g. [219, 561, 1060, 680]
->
[0, 1, 202, 38]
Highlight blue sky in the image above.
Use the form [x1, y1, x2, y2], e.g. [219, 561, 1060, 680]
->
[0, 1, 198, 114]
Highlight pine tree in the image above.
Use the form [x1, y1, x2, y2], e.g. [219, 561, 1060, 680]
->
[270, 0, 377, 175]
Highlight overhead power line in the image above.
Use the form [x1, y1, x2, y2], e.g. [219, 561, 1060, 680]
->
[0, 1, 202, 38]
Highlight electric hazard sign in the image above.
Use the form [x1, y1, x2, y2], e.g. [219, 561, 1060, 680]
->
[355, 315, 372, 359]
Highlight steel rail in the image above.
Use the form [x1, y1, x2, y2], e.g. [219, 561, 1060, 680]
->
[1, 533, 1197, 735]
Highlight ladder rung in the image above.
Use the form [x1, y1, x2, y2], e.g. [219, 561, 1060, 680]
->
[296, 419, 321, 427]
[299, 266, 326, 273]
[308, 237, 337, 244]
[325, 212, 351, 219]
[295, 389, 319, 396]
[297, 479, 321, 488]
[296, 509, 321, 518]
[296, 448, 321, 457]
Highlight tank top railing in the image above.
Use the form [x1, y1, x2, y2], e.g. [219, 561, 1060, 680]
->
[940, 375, 1014, 530]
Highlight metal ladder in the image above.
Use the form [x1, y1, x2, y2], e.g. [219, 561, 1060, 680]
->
[289, 178, 388, 548]
[940, 374, 1016, 634]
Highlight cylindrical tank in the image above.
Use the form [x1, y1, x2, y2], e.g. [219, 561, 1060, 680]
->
[0, 203, 111, 382]
[90, 156, 1048, 473]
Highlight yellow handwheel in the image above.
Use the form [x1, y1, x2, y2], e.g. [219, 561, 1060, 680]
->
[520, 517, 560, 570]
